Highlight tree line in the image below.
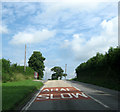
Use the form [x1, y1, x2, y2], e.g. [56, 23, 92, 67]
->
[76, 47, 120, 73]
[1, 50, 66, 82]
[75, 47, 120, 90]
[0, 51, 45, 82]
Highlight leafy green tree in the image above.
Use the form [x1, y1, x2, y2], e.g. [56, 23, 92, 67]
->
[75, 46, 120, 82]
[2, 58, 11, 73]
[28, 51, 45, 79]
[51, 73, 58, 80]
[63, 73, 67, 79]
[51, 66, 64, 80]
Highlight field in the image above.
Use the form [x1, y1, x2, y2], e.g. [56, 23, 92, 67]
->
[2, 80, 43, 111]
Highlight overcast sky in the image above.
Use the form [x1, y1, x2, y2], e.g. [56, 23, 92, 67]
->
[1, 0, 118, 79]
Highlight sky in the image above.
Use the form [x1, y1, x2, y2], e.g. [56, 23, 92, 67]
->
[1, 0, 119, 80]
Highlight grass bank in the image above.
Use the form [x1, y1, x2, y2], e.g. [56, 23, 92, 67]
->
[1, 58, 35, 83]
[2, 80, 43, 111]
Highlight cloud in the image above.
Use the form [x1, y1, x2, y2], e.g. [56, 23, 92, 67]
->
[30, 2, 100, 27]
[62, 16, 118, 61]
[9, 29, 56, 45]
[1, 0, 119, 2]
[2, 2, 38, 22]
[0, 25, 9, 34]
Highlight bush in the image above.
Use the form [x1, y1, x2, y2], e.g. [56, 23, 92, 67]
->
[2, 73, 10, 83]
[75, 47, 120, 91]
[1, 58, 35, 82]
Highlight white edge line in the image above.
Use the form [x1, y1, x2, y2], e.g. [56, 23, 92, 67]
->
[72, 85, 110, 109]
[21, 81, 110, 110]
[21, 86, 44, 111]
[88, 94, 110, 108]
[73, 86, 82, 91]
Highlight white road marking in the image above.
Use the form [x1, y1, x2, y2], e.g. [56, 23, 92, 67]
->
[73, 86, 82, 91]
[66, 88, 70, 91]
[38, 94, 49, 99]
[21, 86, 44, 111]
[42, 89, 49, 92]
[73, 86, 110, 109]
[60, 88, 67, 91]
[56, 88, 58, 91]
[21, 81, 110, 111]
[88, 95, 110, 108]
[51, 89, 53, 91]
[61, 93, 73, 99]
[71, 92, 88, 98]
[50, 94, 60, 99]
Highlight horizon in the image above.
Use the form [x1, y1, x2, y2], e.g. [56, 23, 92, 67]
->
[1, 0, 118, 79]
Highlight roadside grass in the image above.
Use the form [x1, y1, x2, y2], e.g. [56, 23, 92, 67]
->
[2, 80, 43, 111]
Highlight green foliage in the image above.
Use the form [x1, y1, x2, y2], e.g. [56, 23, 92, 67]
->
[2, 80, 43, 110]
[1, 58, 34, 82]
[51, 66, 64, 80]
[51, 73, 58, 80]
[75, 47, 120, 91]
[63, 73, 67, 79]
[2, 58, 11, 73]
[28, 51, 45, 79]
[0, 59, 2, 77]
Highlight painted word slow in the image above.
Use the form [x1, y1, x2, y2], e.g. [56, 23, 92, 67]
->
[35, 87, 90, 101]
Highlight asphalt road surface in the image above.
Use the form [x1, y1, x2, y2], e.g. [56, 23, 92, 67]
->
[22, 80, 119, 111]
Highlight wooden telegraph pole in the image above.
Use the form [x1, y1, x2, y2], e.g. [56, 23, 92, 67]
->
[65, 64, 67, 79]
[65, 64, 67, 74]
[24, 44, 26, 72]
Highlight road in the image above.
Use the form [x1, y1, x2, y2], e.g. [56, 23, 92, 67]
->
[22, 80, 119, 111]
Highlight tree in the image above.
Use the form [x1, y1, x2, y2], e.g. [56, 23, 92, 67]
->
[51, 66, 64, 80]
[63, 73, 67, 79]
[2, 58, 11, 73]
[51, 73, 58, 80]
[28, 51, 45, 79]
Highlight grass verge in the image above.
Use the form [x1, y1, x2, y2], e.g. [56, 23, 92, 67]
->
[2, 80, 43, 111]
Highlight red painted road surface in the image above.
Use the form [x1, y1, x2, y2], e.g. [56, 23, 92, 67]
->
[35, 87, 91, 101]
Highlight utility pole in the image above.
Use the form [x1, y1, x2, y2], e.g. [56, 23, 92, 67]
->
[65, 64, 67, 74]
[45, 71, 47, 80]
[65, 64, 67, 79]
[24, 44, 26, 72]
